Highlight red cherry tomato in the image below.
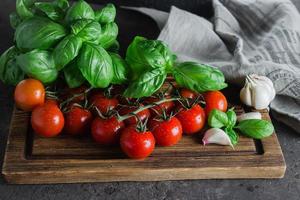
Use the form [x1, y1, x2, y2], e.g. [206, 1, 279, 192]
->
[64, 106, 92, 135]
[91, 116, 124, 145]
[148, 117, 182, 146]
[120, 126, 155, 159]
[119, 104, 151, 125]
[180, 88, 197, 99]
[14, 79, 45, 111]
[204, 91, 227, 116]
[144, 97, 174, 115]
[90, 93, 119, 114]
[176, 104, 206, 135]
[31, 100, 64, 137]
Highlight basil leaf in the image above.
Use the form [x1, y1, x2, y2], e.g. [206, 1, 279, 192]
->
[173, 62, 228, 93]
[226, 108, 237, 129]
[236, 119, 274, 139]
[0, 47, 25, 85]
[125, 36, 175, 80]
[9, 12, 23, 29]
[109, 52, 128, 84]
[107, 40, 120, 53]
[123, 68, 167, 98]
[15, 17, 67, 51]
[71, 19, 101, 43]
[16, 0, 35, 19]
[95, 3, 116, 24]
[225, 128, 239, 145]
[63, 59, 85, 88]
[78, 43, 113, 88]
[34, 2, 64, 21]
[16, 49, 58, 84]
[97, 22, 118, 49]
[53, 34, 83, 70]
[65, 0, 95, 24]
[54, 0, 69, 11]
[208, 109, 228, 128]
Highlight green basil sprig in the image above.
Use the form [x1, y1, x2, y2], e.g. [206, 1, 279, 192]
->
[97, 22, 118, 49]
[34, 2, 65, 21]
[110, 53, 128, 85]
[63, 59, 85, 88]
[226, 108, 237, 129]
[95, 3, 116, 24]
[208, 109, 229, 128]
[65, 0, 95, 24]
[16, 49, 58, 84]
[235, 119, 274, 139]
[16, 0, 35, 19]
[71, 19, 102, 43]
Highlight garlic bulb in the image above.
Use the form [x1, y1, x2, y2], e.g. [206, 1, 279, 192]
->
[240, 74, 276, 109]
[202, 128, 233, 147]
[237, 112, 262, 122]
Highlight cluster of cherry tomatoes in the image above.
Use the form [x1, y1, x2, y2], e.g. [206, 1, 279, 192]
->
[14, 78, 228, 159]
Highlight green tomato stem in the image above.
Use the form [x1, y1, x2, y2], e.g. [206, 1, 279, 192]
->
[117, 97, 180, 122]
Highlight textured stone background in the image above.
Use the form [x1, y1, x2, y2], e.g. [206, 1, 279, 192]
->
[0, 1, 300, 200]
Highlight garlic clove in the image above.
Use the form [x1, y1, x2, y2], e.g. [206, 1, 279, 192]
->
[237, 112, 262, 122]
[202, 128, 233, 148]
[240, 82, 252, 107]
[251, 84, 272, 109]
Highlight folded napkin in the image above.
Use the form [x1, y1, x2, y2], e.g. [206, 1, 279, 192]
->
[125, 0, 300, 134]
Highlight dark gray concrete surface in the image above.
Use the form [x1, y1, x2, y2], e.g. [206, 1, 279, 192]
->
[0, 1, 300, 200]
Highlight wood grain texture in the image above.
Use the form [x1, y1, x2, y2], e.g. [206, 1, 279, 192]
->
[2, 104, 286, 184]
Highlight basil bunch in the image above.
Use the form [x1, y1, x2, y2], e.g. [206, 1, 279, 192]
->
[208, 108, 274, 144]
[1, 0, 127, 88]
[124, 36, 227, 98]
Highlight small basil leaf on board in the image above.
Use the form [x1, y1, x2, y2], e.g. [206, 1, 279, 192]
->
[34, 2, 64, 21]
[236, 119, 274, 139]
[16, 0, 35, 19]
[65, 0, 95, 24]
[0, 46, 25, 85]
[172, 62, 227, 93]
[9, 12, 22, 29]
[95, 3, 116, 24]
[225, 128, 239, 145]
[63, 59, 85, 88]
[16, 49, 58, 84]
[123, 68, 167, 98]
[15, 17, 67, 51]
[208, 109, 229, 128]
[107, 40, 120, 53]
[226, 108, 237, 129]
[53, 34, 83, 70]
[78, 43, 113, 88]
[97, 22, 118, 49]
[71, 19, 101, 43]
[109, 52, 128, 84]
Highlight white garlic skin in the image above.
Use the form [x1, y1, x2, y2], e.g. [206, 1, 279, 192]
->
[202, 128, 233, 147]
[237, 112, 262, 122]
[240, 74, 276, 109]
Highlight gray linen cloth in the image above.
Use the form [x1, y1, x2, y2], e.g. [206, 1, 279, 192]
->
[125, 0, 300, 134]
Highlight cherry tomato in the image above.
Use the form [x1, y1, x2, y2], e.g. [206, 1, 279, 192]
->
[144, 96, 174, 115]
[204, 91, 227, 116]
[120, 126, 155, 159]
[91, 116, 124, 145]
[64, 106, 92, 135]
[149, 116, 182, 146]
[31, 100, 64, 137]
[14, 79, 45, 111]
[180, 88, 197, 99]
[176, 104, 206, 135]
[119, 104, 151, 125]
[90, 93, 119, 114]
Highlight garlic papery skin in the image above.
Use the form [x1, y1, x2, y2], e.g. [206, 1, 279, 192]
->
[202, 128, 233, 148]
[237, 112, 262, 122]
[240, 74, 276, 109]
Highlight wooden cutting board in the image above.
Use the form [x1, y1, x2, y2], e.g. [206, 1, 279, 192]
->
[1, 92, 286, 184]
